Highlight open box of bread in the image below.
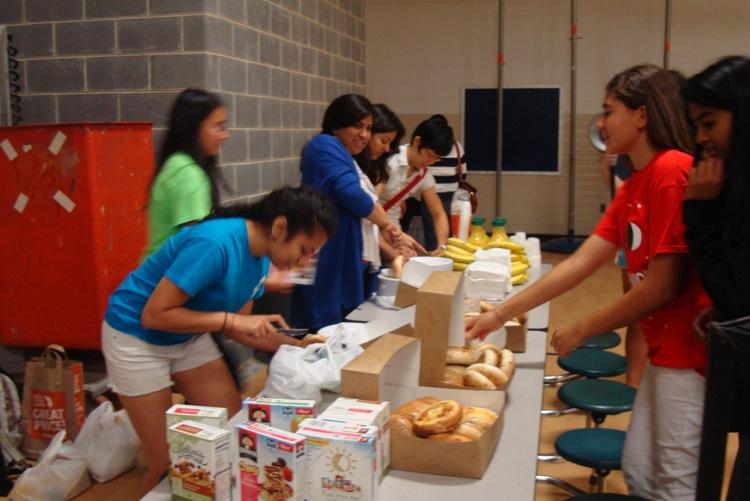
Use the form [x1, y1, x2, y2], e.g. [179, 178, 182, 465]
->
[341, 333, 505, 478]
[412, 271, 514, 390]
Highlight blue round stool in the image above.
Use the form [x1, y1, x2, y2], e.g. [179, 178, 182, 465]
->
[558, 379, 636, 427]
[568, 494, 648, 500]
[558, 349, 628, 379]
[556, 428, 626, 493]
[580, 331, 622, 350]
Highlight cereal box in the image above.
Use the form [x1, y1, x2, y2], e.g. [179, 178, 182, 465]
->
[318, 398, 390, 480]
[296, 419, 379, 501]
[234, 421, 307, 501]
[168, 420, 231, 501]
[166, 404, 228, 429]
[242, 397, 317, 433]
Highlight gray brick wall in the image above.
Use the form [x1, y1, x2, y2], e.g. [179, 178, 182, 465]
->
[6, 0, 365, 201]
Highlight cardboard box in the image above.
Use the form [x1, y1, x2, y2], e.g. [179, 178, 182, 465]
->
[242, 397, 316, 433]
[168, 420, 231, 501]
[318, 397, 390, 480]
[296, 418, 379, 501]
[166, 404, 228, 429]
[393, 281, 418, 308]
[504, 313, 528, 353]
[341, 334, 505, 479]
[234, 421, 307, 501]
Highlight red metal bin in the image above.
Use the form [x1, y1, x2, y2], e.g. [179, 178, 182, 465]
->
[0, 123, 153, 349]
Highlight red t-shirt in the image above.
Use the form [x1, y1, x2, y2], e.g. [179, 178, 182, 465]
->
[594, 150, 710, 371]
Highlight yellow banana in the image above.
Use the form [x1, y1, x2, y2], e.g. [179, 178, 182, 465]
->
[511, 262, 529, 275]
[446, 238, 479, 253]
[453, 262, 469, 272]
[483, 241, 525, 253]
[445, 249, 475, 264]
[511, 273, 528, 285]
[445, 244, 474, 257]
[511, 254, 529, 263]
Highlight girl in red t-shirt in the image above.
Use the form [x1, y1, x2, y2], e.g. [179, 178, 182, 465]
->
[466, 64, 709, 500]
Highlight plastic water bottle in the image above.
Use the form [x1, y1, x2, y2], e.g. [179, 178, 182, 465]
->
[450, 189, 472, 241]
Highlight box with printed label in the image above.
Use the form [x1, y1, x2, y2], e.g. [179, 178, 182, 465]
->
[168, 420, 231, 501]
[166, 404, 228, 429]
[296, 418, 379, 501]
[242, 397, 317, 433]
[318, 398, 390, 480]
[234, 421, 307, 501]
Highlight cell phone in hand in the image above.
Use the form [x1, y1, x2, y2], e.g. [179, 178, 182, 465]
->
[276, 328, 309, 339]
[693, 144, 704, 166]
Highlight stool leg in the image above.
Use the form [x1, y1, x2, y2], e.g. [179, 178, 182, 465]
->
[536, 475, 586, 496]
[588, 469, 610, 494]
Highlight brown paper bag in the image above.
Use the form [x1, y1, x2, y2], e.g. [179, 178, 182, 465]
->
[21, 344, 85, 459]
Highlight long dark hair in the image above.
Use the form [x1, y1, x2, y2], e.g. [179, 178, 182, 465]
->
[206, 186, 337, 239]
[355, 104, 405, 185]
[682, 56, 750, 229]
[321, 94, 374, 134]
[606, 64, 693, 154]
[155, 88, 227, 207]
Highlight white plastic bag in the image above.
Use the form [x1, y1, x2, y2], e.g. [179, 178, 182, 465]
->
[9, 430, 90, 500]
[74, 400, 141, 482]
[263, 328, 364, 400]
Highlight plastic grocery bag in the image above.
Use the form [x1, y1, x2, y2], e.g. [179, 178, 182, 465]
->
[74, 400, 140, 482]
[9, 430, 90, 500]
[263, 328, 364, 400]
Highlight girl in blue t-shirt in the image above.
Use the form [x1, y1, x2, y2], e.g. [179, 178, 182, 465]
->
[102, 186, 336, 488]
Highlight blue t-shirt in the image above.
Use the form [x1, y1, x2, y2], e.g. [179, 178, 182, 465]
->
[105, 218, 270, 346]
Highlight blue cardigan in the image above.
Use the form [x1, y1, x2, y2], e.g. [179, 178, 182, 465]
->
[291, 134, 375, 330]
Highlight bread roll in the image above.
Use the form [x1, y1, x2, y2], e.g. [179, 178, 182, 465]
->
[467, 362, 509, 386]
[446, 347, 478, 366]
[452, 421, 484, 440]
[443, 369, 464, 387]
[416, 396, 439, 405]
[461, 406, 498, 429]
[499, 349, 515, 377]
[479, 300, 494, 313]
[413, 400, 462, 436]
[394, 400, 431, 422]
[471, 342, 503, 356]
[387, 414, 415, 436]
[391, 255, 404, 279]
[478, 349, 498, 366]
[464, 370, 496, 390]
[445, 365, 467, 377]
[427, 433, 472, 443]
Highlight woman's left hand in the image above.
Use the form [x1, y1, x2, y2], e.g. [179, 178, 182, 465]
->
[401, 233, 426, 256]
[550, 322, 589, 357]
[686, 157, 724, 200]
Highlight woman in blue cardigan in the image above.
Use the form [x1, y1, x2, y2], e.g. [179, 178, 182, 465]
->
[292, 94, 421, 330]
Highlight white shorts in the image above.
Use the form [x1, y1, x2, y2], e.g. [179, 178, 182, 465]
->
[101, 321, 223, 397]
[621, 362, 705, 501]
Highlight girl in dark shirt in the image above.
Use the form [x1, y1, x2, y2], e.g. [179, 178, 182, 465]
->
[682, 55, 750, 500]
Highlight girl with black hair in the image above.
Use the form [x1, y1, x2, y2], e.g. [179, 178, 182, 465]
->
[143, 88, 229, 258]
[355, 103, 405, 187]
[292, 94, 422, 331]
[101, 186, 335, 488]
[682, 55, 750, 500]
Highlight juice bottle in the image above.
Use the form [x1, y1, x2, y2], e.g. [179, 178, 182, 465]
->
[450, 189, 472, 240]
[488, 217, 510, 243]
[467, 216, 489, 247]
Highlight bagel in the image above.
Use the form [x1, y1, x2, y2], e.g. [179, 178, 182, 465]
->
[391, 255, 404, 279]
[467, 363, 509, 386]
[416, 396, 439, 405]
[471, 342, 503, 356]
[394, 400, 432, 422]
[445, 365, 467, 377]
[461, 406, 499, 429]
[464, 370, 496, 390]
[443, 369, 464, 387]
[427, 433, 472, 443]
[413, 400, 462, 437]
[446, 347, 478, 366]
[478, 349, 498, 366]
[452, 421, 484, 440]
[479, 300, 494, 313]
[387, 414, 415, 436]
[499, 349, 515, 377]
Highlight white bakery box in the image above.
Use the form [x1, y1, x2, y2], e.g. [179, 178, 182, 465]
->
[341, 333, 505, 479]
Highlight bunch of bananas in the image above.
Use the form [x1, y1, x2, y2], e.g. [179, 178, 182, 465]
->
[444, 237, 530, 285]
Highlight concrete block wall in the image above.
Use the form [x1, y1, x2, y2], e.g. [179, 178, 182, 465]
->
[2, 0, 365, 202]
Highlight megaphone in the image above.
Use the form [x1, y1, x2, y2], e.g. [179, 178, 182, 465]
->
[588, 113, 606, 152]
